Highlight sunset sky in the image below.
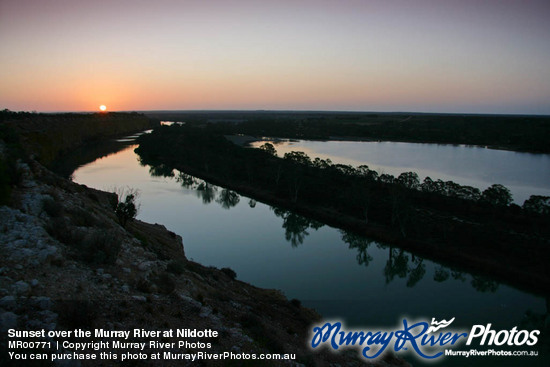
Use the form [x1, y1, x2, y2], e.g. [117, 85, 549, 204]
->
[1, 0, 549, 114]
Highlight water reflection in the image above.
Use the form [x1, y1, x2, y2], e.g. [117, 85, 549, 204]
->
[149, 164, 174, 178]
[176, 172, 196, 187]
[339, 230, 377, 267]
[174, 172, 216, 204]
[217, 189, 240, 209]
[197, 183, 218, 204]
[271, 208, 324, 247]
[471, 276, 499, 293]
[152, 163, 512, 295]
[52, 137, 136, 178]
[174, 171, 241, 208]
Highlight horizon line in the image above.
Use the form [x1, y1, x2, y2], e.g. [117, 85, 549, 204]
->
[3, 108, 550, 118]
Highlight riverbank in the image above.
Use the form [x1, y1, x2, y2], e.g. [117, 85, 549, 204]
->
[144, 110, 550, 154]
[1, 110, 157, 167]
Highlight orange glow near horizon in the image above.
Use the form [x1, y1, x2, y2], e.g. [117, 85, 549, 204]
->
[1, 1, 549, 114]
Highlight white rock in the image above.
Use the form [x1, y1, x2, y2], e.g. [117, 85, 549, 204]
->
[137, 261, 154, 272]
[177, 294, 202, 308]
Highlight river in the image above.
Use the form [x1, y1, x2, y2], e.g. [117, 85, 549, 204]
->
[71, 136, 548, 366]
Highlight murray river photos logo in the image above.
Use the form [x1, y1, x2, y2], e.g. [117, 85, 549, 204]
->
[310, 317, 540, 361]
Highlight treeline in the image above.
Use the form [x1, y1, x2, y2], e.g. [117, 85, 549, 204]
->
[136, 125, 550, 292]
[265, 150, 548, 214]
[143, 110, 550, 153]
[1, 109, 156, 166]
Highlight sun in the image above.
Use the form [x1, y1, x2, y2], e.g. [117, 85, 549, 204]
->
[99, 105, 107, 112]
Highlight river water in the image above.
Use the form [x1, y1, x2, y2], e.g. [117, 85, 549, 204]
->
[71, 137, 548, 366]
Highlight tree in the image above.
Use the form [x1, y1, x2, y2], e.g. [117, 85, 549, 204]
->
[481, 184, 513, 206]
[396, 172, 420, 189]
[421, 177, 436, 193]
[283, 151, 311, 202]
[332, 164, 356, 176]
[456, 185, 481, 201]
[523, 195, 550, 215]
[283, 151, 312, 166]
[312, 157, 332, 170]
[259, 142, 277, 156]
[357, 165, 378, 181]
[116, 193, 138, 227]
[378, 173, 395, 184]
[443, 181, 462, 197]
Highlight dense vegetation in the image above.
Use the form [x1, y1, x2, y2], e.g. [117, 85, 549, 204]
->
[136, 124, 550, 293]
[144, 110, 550, 153]
[1, 109, 156, 166]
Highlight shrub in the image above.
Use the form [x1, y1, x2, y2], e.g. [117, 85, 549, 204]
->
[136, 277, 152, 293]
[46, 217, 73, 244]
[221, 267, 237, 279]
[116, 193, 138, 227]
[69, 207, 97, 227]
[42, 196, 63, 217]
[240, 313, 285, 354]
[80, 230, 121, 264]
[167, 259, 186, 275]
[152, 272, 176, 294]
